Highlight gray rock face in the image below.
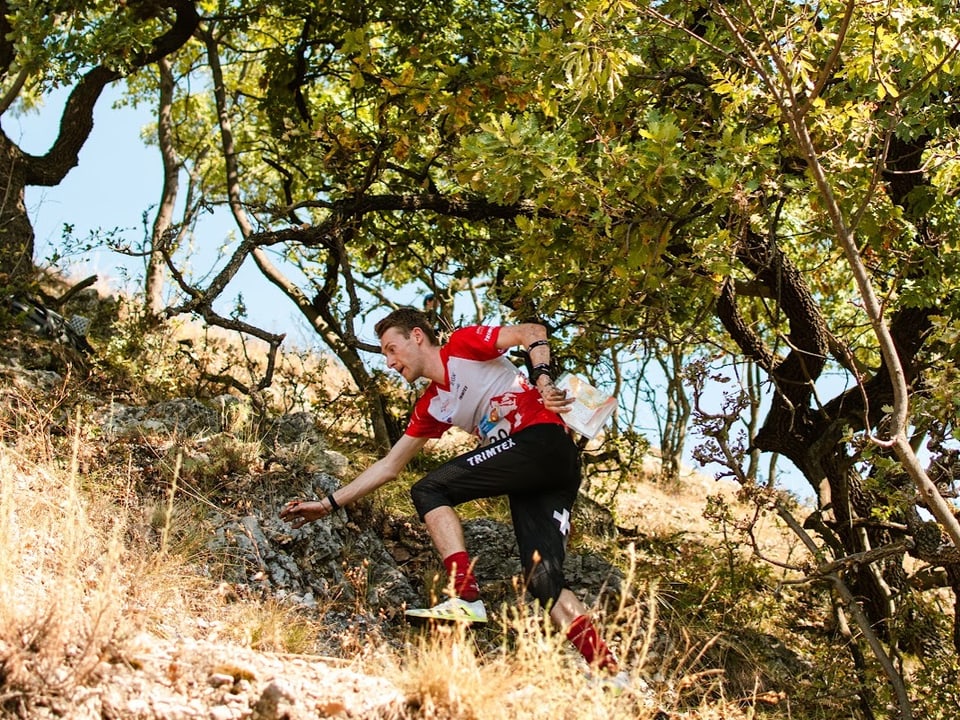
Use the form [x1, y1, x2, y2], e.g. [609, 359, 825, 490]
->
[209, 495, 620, 619]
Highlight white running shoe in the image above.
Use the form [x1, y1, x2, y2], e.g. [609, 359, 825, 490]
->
[404, 597, 488, 623]
[585, 668, 643, 695]
[597, 670, 632, 694]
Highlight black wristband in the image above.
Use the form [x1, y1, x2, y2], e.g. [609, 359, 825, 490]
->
[326, 492, 341, 512]
[530, 363, 552, 384]
[527, 339, 550, 352]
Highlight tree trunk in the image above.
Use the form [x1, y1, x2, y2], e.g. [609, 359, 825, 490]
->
[657, 344, 690, 483]
[0, 131, 34, 282]
[0, 1, 199, 285]
[146, 57, 179, 317]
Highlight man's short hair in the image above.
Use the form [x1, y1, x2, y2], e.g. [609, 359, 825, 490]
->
[374, 307, 438, 345]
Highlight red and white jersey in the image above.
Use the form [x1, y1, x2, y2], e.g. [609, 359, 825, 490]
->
[405, 325, 565, 445]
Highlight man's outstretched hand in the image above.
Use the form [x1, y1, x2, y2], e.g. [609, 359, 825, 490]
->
[279, 499, 328, 529]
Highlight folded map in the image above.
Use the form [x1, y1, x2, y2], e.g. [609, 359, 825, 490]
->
[554, 373, 617, 439]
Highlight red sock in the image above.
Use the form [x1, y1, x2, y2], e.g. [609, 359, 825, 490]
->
[443, 551, 480, 601]
[566, 615, 618, 672]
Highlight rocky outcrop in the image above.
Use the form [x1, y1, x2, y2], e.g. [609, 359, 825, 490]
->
[79, 388, 623, 622]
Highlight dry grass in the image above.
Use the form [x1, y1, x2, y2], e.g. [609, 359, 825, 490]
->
[0, 409, 313, 711]
[388, 580, 764, 720]
[612, 464, 807, 573]
[0, 430, 126, 704]
[393, 613, 646, 720]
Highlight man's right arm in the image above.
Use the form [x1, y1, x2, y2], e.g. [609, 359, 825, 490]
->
[280, 433, 428, 527]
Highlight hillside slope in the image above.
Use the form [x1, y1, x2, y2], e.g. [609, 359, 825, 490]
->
[0, 309, 871, 720]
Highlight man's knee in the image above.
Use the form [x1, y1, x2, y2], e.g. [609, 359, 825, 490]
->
[411, 476, 444, 520]
[525, 560, 564, 609]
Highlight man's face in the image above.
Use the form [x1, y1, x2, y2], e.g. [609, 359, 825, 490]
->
[380, 326, 426, 383]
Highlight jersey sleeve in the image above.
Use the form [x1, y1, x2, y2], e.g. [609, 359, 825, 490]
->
[448, 325, 506, 360]
[404, 390, 451, 439]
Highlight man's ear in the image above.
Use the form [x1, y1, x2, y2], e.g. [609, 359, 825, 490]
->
[410, 327, 424, 344]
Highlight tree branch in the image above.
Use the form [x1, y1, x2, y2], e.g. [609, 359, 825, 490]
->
[23, 1, 201, 187]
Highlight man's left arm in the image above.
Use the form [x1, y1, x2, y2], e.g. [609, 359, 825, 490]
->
[496, 323, 573, 414]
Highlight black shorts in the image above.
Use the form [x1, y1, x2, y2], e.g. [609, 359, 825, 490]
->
[410, 423, 582, 606]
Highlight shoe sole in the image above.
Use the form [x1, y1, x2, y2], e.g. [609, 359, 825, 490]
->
[404, 609, 488, 624]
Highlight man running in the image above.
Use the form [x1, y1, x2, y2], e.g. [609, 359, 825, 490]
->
[280, 307, 619, 676]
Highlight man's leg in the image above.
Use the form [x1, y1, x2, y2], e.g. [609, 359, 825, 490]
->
[409, 427, 557, 612]
[551, 589, 619, 673]
[549, 587, 589, 627]
[506, 429, 619, 673]
[512, 499, 619, 672]
[423, 505, 466, 558]
[424, 505, 479, 602]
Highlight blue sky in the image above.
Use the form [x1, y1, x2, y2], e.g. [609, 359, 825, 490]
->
[20, 90, 157, 275]
[16, 84, 321, 342]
